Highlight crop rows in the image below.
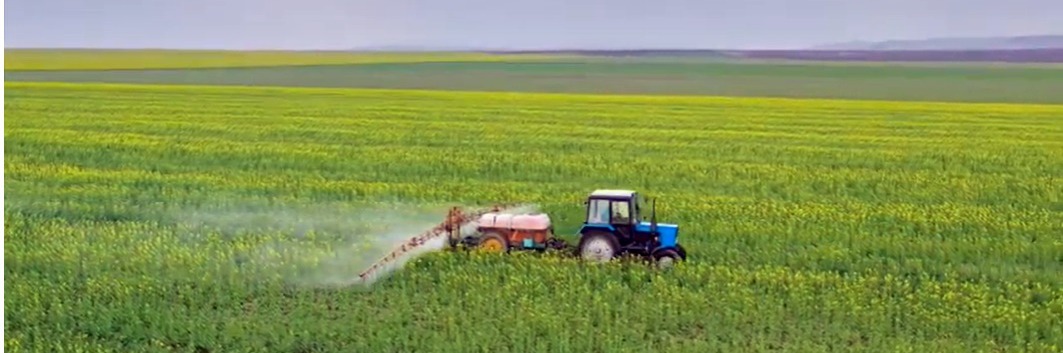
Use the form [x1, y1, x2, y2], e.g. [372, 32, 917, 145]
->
[5, 82, 1062, 352]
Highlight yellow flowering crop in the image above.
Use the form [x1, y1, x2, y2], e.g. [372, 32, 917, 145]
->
[4, 82, 1061, 352]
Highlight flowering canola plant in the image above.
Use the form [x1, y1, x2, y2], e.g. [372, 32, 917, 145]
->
[4, 82, 1062, 353]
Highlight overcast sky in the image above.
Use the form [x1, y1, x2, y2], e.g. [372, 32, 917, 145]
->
[5, 0, 1062, 50]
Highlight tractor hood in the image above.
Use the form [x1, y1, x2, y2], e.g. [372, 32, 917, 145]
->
[636, 221, 679, 248]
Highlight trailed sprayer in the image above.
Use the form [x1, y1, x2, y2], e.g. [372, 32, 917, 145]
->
[357, 189, 688, 282]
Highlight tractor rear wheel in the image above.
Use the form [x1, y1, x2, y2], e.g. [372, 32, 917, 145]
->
[477, 231, 509, 253]
[578, 231, 619, 263]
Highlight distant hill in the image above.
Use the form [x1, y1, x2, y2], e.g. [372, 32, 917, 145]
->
[490, 48, 1063, 63]
[810, 35, 1063, 50]
[351, 35, 1063, 63]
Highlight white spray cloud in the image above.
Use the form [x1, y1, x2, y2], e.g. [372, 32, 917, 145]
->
[171, 200, 541, 289]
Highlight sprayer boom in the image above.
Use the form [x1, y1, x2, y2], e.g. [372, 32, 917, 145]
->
[356, 203, 516, 282]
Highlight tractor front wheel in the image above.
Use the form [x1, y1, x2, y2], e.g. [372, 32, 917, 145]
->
[652, 248, 682, 269]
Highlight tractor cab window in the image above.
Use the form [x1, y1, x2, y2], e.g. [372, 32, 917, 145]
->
[611, 200, 631, 224]
[587, 199, 610, 224]
[632, 195, 642, 222]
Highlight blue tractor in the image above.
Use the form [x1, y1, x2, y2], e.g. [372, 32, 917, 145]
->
[357, 189, 686, 283]
[575, 189, 687, 267]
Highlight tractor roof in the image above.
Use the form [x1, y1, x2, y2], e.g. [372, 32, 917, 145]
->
[590, 189, 636, 198]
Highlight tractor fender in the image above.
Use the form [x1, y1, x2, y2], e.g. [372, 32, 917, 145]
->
[578, 223, 615, 235]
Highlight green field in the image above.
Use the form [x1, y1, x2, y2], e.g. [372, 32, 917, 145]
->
[6, 50, 1063, 352]
[5, 80, 1062, 352]
[8, 50, 1063, 104]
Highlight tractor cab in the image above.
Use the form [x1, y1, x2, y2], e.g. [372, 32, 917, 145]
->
[583, 189, 640, 227]
[577, 189, 686, 266]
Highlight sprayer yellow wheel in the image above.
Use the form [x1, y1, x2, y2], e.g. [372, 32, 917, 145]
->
[477, 233, 508, 253]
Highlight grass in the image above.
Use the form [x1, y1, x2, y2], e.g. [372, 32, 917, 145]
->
[8, 60, 1063, 104]
[5, 82, 1062, 352]
[3, 48, 563, 71]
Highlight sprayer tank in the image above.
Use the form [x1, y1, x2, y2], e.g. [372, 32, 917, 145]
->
[478, 212, 550, 230]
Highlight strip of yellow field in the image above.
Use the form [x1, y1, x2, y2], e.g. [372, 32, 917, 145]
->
[9, 80, 1063, 114]
[4, 49, 562, 71]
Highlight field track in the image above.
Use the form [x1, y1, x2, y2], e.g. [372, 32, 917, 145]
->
[5, 81, 1062, 352]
